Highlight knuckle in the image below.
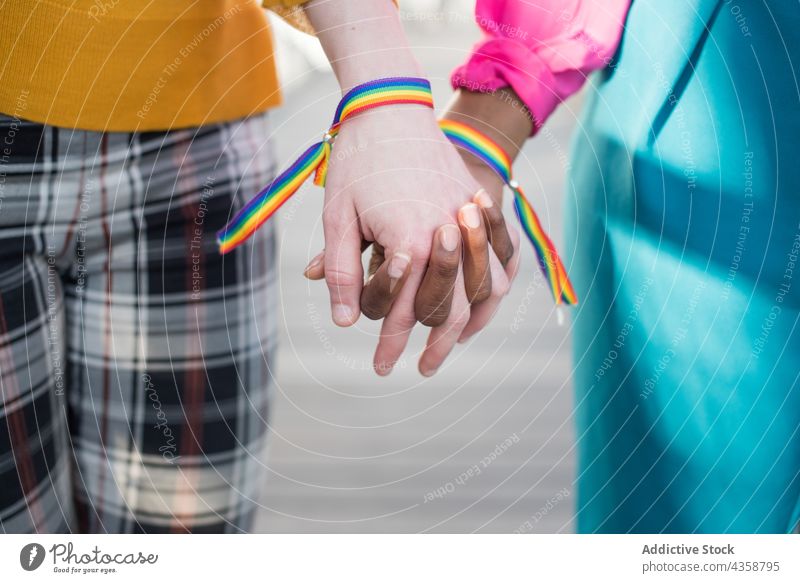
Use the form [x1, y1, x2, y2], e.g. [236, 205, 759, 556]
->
[467, 276, 492, 304]
[322, 208, 342, 231]
[490, 211, 508, 230]
[325, 268, 361, 290]
[471, 287, 491, 304]
[466, 244, 489, 268]
[415, 295, 452, 327]
[430, 260, 459, 282]
[395, 312, 418, 330]
[468, 226, 490, 247]
[361, 303, 386, 321]
[419, 310, 448, 328]
[408, 242, 432, 264]
[360, 289, 386, 320]
[449, 311, 470, 331]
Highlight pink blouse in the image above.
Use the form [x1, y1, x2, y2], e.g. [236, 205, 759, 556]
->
[451, 0, 631, 131]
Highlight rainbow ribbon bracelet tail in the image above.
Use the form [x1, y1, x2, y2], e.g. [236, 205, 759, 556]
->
[439, 119, 577, 306]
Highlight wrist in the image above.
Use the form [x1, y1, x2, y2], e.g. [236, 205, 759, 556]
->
[343, 101, 439, 133]
[442, 88, 532, 163]
[334, 57, 423, 93]
[306, 0, 424, 93]
[461, 156, 506, 204]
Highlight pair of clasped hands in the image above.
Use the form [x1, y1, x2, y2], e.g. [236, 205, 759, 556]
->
[302, 89, 532, 377]
[301, 0, 533, 377]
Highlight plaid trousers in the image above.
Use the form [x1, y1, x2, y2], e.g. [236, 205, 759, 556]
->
[0, 112, 277, 533]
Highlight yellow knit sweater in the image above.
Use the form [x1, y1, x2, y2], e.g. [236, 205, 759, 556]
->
[0, 0, 310, 132]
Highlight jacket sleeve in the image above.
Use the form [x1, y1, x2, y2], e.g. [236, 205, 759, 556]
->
[451, 0, 631, 131]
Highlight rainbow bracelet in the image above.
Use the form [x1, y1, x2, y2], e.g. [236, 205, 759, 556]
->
[216, 77, 577, 306]
[217, 77, 434, 254]
[439, 119, 577, 306]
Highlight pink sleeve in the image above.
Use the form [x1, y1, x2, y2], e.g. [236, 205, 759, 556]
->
[451, 0, 631, 131]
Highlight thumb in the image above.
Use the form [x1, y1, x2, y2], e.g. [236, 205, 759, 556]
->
[303, 250, 325, 280]
[323, 205, 363, 327]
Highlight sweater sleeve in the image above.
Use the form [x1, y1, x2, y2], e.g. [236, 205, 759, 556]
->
[263, 0, 314, 33]
[264, 0, 398, 35]
[451, 0, 631, 131]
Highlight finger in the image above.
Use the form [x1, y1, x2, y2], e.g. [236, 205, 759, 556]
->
[373, 260, 426, 376]
[304, 240, 376, 281]
[460, 223, 521, 342]
[323, 205, 363, 327]
[458, 249, 510, 343]
[366, 243, 386, 280]
[505, 226, 522, 285]
[418, 270, 470, 377]
[414, 224, 461, 327]
[459, 202, 492, 304]
[308, 243, 410, 322]
[475, 189, 514, 268]
[361, 251, 412, 320]
[303, 250, 325, 280]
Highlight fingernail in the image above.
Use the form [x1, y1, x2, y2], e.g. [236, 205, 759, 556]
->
[388, 252, 411, 293]
[375, 361, 394, 376]
[440, 224, 459, 251]
[421, 366, 438, 377]
[303, 252, 323, 276]
[332, 304, 354, 326]
[460, 203, 481, 229]
[475, 189, 494, 208]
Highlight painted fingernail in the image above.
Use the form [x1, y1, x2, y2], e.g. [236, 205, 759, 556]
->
[460, 203, 481, 229]
[303, 252, 323, 276]
[332, 304, 354, 326]
[440, 224, 459, 252]
[475, 189, 494, 208]
[388, 252, 411, 293]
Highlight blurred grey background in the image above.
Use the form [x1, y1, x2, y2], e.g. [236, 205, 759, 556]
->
[254, 0, 584, 533]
